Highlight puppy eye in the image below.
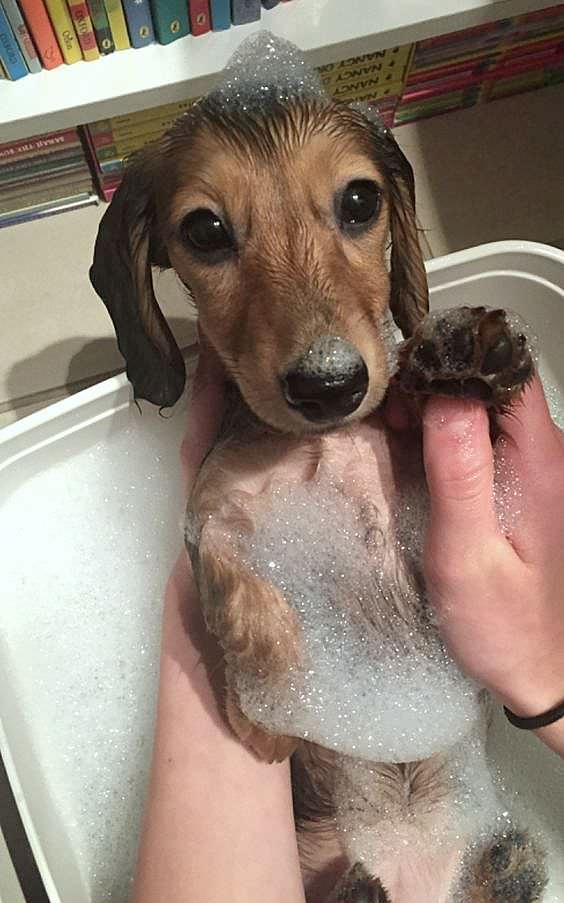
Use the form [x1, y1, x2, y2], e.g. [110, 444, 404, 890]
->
[337, 180, 382, 232]
[179, 209, 235, 259]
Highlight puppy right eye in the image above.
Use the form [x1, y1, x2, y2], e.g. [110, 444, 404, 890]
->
[179, 209, 235, 260]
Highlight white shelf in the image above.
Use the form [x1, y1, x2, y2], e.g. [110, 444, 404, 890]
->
[0, 0, 556, 141]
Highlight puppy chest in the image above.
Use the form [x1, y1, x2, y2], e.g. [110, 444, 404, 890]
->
[229, 480, 481, 762]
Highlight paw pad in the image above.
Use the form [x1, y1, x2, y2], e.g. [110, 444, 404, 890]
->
[398, 306, 534, 406]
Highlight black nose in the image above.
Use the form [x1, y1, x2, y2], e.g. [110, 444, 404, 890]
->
[282, 336, 368, 422]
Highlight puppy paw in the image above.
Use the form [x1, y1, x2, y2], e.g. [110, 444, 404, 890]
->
[465, 830, 547, 903]
[398, 306, 534, 406]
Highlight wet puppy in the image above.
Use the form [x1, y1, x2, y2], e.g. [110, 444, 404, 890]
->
[90, 38, 545, 903]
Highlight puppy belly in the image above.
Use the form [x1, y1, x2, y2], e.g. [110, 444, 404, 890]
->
[233, 478, 481, 762]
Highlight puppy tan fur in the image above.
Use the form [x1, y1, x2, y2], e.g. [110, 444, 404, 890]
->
[90, 88, 545, 903]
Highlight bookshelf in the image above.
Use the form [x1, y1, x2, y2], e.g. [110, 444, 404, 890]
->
[0, 0, 556, 142]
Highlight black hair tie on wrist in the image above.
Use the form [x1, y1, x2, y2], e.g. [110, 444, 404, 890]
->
[504, 700, 564, 731]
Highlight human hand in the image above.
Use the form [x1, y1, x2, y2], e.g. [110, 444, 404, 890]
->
[421, 375, 564, 753]
[133, 335, 305, 903]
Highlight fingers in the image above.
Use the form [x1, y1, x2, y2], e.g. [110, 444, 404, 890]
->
[493, 375, 564, 562]
[422, 397, 498, 559]
[182, 331, 226, 490]
[494, 374, 563, 470]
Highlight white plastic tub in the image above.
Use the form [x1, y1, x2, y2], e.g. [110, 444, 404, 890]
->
[1, 240, 563, 901]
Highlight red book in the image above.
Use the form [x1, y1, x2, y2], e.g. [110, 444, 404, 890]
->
[0, 128, 79, 162]
[17, 0, 63, 68]
[188, 0, 209, 35]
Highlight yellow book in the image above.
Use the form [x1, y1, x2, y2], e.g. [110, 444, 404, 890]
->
[44, 0, 83, 64]
[66, 0, 100, 61]
[103, 0, 130, 50]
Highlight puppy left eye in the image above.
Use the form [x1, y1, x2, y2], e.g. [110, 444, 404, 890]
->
[337, 180, 382, 232]
[179, 208, 235, 260]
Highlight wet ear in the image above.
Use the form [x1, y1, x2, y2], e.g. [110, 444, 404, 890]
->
[89, 147, 185, 407]
[386, 148, 429, 338]
[351, 102, 429, 338]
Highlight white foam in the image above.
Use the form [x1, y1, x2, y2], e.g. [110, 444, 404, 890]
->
[230, 480, 481, 762]
[0, 402, 187, 900]
[206, 31, 327, 113]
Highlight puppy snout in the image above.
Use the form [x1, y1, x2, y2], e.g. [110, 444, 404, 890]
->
[282, 336, 368, 422]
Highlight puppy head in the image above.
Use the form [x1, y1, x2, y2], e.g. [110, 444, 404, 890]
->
[90, 95, 428, 431]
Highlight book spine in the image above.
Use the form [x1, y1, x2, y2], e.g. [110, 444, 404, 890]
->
[149, 0, 188, 43]
[122, 0, 153, 47]
[44, 0, 82, 62]
[86, 0, 113, 51]
[66, 0, 99, 58]
[230, 0, 259, 25]
[209, 0, 229, 30]
[0, 128, 78, 160]
[1, 0, 42, 69]
[0, 2, 28, 76]
[103, 0, 129, 48]
[188, 0, 209, 35]
[17, 0, 62, 66]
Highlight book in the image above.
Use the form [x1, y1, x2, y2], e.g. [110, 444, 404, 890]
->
[0, 0, 41, 71]
[209, 0, 229, 30]
[89, 114, 184, 147]
[0, 2, 28, 77]
[149, 0, 188, 43]
[87, 98, 193, 134]
[103, 0, 129, 48]
[122, 0, 154, 47]
[86, 0, 114, 51]
[0, 152, 87, 186]
[17, 0, 63, 67]
[0, 128, 80, 161]
[44, 0, 82, 62]
[188, 0, 209, 35]
[231, 0, 259, 25]
[66, 0, 99, 58]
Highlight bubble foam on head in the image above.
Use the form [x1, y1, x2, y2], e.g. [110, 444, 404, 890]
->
[204, 31, 328, 114]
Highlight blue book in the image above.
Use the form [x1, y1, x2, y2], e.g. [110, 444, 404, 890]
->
[231, 0, 260, 25]
[261, 0, 279, 7]
[123, 0, 155, 46]
[0, 2, 28, 79]
[210, 0, 229, 29]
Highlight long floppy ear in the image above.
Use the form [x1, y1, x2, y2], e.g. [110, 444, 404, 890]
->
[350, 102, 429, 338]
[89, 146, 186, 407]
[386, 141, 429, 338]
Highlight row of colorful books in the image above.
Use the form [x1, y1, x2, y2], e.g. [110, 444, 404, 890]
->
[0, 0, 294, 79]
[394, 3, 564, 124]
[0, 127, 98, 227]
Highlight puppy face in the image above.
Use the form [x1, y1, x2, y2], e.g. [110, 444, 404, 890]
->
[90, 100, 428, 424]
[160, 106, 392, 431]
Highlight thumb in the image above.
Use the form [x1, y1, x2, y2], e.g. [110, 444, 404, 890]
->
[422, 397, 498, 557]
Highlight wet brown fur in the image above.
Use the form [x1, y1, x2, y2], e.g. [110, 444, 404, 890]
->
[90, 94, 545, 901]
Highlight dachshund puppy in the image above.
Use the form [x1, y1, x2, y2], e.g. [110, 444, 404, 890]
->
[90, 37, 545, 903]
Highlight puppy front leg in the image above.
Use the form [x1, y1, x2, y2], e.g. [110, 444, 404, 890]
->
[196, 529, 300, 764]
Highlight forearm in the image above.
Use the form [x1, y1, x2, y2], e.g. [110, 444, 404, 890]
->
[133, 555, 305, 903]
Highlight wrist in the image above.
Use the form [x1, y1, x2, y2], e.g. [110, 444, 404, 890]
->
[495, 654, 564, 721]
